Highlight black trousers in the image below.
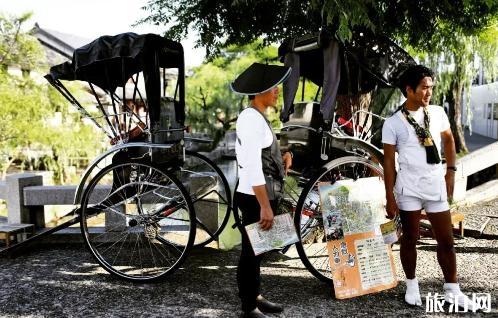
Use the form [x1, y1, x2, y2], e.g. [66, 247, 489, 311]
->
[235, 192, 278, 312]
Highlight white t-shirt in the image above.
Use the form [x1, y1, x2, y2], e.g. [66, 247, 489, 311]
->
[235, 107, 273, 195]
[382, 105, 451, 200]
[382, 105, 450, 154]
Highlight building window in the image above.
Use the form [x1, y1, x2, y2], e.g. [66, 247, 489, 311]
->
[494, 103, 498, 120]
[487, 103, 492, 119]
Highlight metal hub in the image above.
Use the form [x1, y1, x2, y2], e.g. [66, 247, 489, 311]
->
[144, 223, 160, 239]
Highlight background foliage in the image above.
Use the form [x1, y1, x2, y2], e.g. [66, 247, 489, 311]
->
[140, 0, 498, 153]
[185, 40, 320, 147]
[0, 12, 103, 184]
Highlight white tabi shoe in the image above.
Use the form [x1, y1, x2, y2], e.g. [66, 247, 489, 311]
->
[405, 278, 422, 306]
[405, 278, 423, 306]
[443, 283, 477, 312]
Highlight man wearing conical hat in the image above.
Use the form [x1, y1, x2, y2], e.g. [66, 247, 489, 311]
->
[231, 63, 293, 318]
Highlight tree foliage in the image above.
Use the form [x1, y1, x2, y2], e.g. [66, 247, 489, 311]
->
[0, 12, 45, 70]
[406, 21, 498, 153]
[185, 41, 294, 147]
[41, 82, 105, 184]
[139, 0, 322, 56]
[0, 71, 47, 175]
[0, 68, 103, 183]
[139, 0, 498, 55]
[185, 40, 321, 147]
[0, 13, 103, 183]
[140, 0, 498, 154]
[476, 26, 498, 84]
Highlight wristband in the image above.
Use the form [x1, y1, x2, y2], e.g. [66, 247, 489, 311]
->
[447, 166, 457, 172]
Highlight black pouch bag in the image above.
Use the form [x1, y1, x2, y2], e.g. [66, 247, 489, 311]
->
[265, 174, 284, 202]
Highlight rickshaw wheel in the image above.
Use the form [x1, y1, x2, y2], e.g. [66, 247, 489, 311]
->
[294, 156, 384, 284]
[178, 150, 232, 247]
[80, 162, 196, 282]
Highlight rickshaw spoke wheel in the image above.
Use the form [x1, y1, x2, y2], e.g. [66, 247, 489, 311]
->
[176, 150, 232, 247]
[80, 162, 196, 282]
[294, 156, 384, 284]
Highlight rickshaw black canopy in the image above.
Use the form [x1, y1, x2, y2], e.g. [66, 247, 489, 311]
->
[278, 31, 415, 122]
[46, 32, 186, 125]
[47, 32, 184, 90]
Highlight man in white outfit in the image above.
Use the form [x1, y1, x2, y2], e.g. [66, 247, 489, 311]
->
[382, 65, 476, 310]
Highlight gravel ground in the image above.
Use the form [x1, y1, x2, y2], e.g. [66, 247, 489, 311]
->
[1, 198, 498, 317]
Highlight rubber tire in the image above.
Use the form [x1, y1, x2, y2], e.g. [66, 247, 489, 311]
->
[294, 156, 384, 284]
[80, 162, 196, 282]
[184, 150, 232, 247]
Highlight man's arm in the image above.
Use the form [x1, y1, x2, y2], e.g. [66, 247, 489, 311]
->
[253, 185, 274, 230]
[383, 143, 399, 218]
[441, 128, 456, 200]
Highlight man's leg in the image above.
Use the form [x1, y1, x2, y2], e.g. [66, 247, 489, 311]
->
[237, 227, 263, 312]
[399, 210, 422, 279]
[253, 199, 284, 314]
[235, 193, 264, 313]
[426, 211, 457, 283]
[426, 208, 477, 309]
[399, 209, 423, 306]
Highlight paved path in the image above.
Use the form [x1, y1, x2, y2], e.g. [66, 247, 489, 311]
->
[457, 197, 498, 238]
[0, 189, 496, 317]
[465, 131, 496, 153]
[0, 233, 497, 317]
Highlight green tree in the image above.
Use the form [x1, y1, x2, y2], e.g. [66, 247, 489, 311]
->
[139, 0, 498, 55]
[140, 0, 498, 153]
[0, 69, 103, 182]
[0, 12, 44, 71]
[41, 83, 105, 184]
[186, 41, 290, 147]
[408, 24, 498, 153]
[138, 0, 322, 56]
[0, 12, 104, 183]
[0, 71, 48, 177]
[0, 12, 48, 176]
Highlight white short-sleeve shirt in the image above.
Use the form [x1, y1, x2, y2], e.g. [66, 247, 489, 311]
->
[382, 105, 450, 153]
[235, 108, 273, 195]
[382, 105, 450, 200]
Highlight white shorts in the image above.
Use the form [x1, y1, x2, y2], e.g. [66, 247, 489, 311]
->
[396, 193, 449, 213]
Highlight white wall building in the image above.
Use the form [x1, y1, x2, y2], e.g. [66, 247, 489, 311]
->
[463, 82, 498, 139]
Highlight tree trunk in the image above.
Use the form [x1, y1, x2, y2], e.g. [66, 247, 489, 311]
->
[449, 79, 468, 154]
[1, 156, 16, 179]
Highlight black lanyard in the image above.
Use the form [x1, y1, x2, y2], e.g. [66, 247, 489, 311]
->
[400, 105, 441, 164]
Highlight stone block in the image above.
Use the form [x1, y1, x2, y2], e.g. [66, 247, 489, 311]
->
[6, 174, 45, 228]
[461, 214, 490, 237]
[453, 175, 467, 202]
[24, 185, 77, 205]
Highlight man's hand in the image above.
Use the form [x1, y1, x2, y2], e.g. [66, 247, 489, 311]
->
[386, 195, 399, 219]
[445, 170, 455, 201]
[259, 206, 274, 231]
[282, 151, 292, 175]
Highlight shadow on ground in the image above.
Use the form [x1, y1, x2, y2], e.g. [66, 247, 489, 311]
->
[0, 237, 496, 317]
